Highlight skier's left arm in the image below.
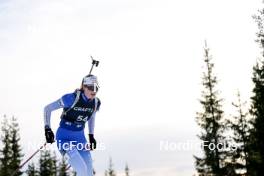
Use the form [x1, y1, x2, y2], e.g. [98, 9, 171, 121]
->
[88, 98, 101, 150]
[88, 98, 101, 134]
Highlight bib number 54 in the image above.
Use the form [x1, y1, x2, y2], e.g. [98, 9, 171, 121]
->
[76, 115, 88, 122]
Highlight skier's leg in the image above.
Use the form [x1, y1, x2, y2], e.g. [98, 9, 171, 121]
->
[79, 149, 93, 176]
[65, 147, 88, 176]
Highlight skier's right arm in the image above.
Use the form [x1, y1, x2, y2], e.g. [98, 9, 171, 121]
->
[44, 93, 75, 144]
[44, 93, 75, 129]
[43, 99, 63, 144]
[44, 99, 64, 129]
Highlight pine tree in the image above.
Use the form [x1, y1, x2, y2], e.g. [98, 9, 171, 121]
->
[26, 163, 38, 176]
[38, 150, 57, 176]
[0, 115, 13, 176]
[9, 116, 24, 176]
[225, 91, 251, 175]
[105, 157, 116, 176]
[194, 42, 230, 175]
[247, 7, 264, 176]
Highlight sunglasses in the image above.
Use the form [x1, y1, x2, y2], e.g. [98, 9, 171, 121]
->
[84, 85, 99, 92]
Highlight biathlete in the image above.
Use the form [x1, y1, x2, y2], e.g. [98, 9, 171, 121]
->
[44, 74, 101, 176]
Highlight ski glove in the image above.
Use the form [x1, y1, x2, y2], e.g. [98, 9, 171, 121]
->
[89, 134, 97, 150]
[45, 127, 55, 144]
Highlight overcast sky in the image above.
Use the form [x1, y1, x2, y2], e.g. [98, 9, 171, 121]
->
[0, 0, 263, 175]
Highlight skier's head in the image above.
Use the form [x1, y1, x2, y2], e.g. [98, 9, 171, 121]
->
[81, 74, 99, 99]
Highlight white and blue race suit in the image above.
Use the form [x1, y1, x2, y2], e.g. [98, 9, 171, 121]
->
[44, 90, 101, 176]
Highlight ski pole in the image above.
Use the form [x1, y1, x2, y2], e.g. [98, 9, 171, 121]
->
[11, 142, 47, 176]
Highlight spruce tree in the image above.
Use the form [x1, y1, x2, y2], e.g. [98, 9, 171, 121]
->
[248, 7, 264, 175]
[0, 115, 13, 176]
[226, 91, 251, 175]
[125, 163, 130, 176]
[38, 150, 57, 176]
[26, 163, 38, 176]
[105, 157, 116, 176]
[72, 170, 77, 176]
[58, 155, 69, 176]
[194, 42, 229, 175]
[52, 152, 58, 175]
[9, 116, 24, 176]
